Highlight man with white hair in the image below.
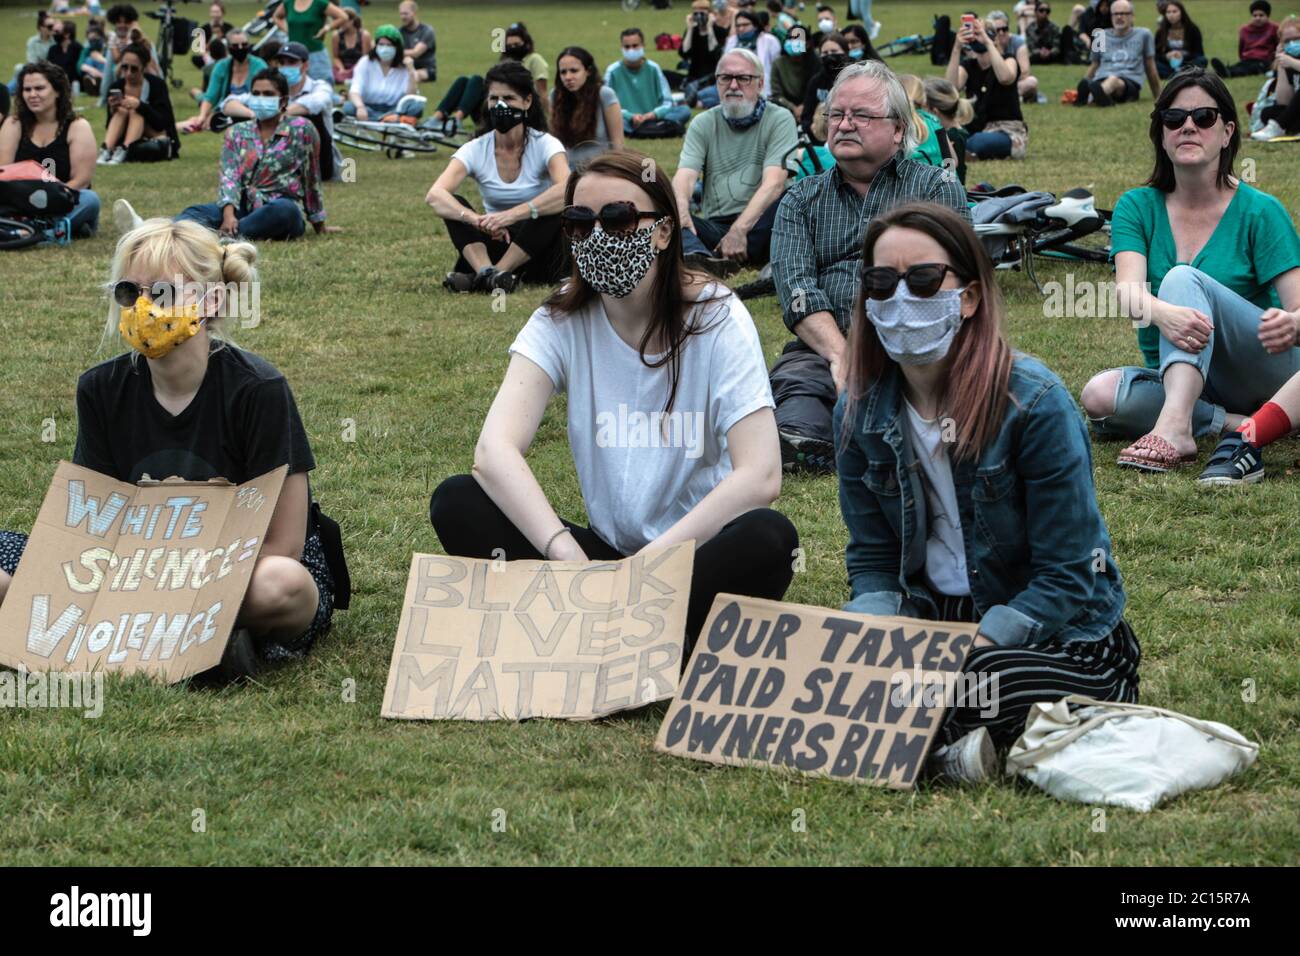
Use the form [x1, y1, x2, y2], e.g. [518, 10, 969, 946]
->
[1075, 0, 1160, 106]
[767, 59, 970, 472]
[673, 48, 798, 274]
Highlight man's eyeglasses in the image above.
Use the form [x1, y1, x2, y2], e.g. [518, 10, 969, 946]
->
[561, 202, 664, 240]
[826, 109, 892, 128]
[861, 263, 964, 300]
[1158, 106, 1221, 130]
[717, 73, 761, 87]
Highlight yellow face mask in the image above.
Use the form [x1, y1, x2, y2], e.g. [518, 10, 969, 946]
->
[118, 295, 202, 360]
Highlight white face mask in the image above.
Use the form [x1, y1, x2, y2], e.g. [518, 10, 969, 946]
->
[866, 286, 966, 366]
[818, 17, 835, 32]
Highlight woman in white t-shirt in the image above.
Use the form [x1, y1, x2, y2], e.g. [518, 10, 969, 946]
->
[430, 149, 798, 651]
[343, 24, 419, 121]
[426, 61, 572, 293]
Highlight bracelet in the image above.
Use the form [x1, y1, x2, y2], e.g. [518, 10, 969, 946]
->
[527, 200, 539, 220]
[543, 527, 572, 560]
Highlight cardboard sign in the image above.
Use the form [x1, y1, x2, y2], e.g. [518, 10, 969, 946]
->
[0, 461, 286, 683]
[382, 544, 695, 721]
[654, 594, 976, 789]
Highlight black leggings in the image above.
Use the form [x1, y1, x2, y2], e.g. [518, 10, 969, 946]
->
[1259, 96, 1300, 135]
[429, 474, 799, 652]
[443, 194, 567, 282]
[927, 593, 1141, 750]
[436, 74, 484, 117]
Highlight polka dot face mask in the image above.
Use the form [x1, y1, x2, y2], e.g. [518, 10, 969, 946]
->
[114, 281, 203, 360]
[865, 284, 966, 366]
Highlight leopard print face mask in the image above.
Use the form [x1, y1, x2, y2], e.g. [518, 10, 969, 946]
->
[571, 218, 669, 298]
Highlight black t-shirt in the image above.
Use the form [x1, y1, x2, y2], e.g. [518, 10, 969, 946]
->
[686, 23, 730, 80]
[962, 56, 1023, 131]
[73, 345, 316, 486]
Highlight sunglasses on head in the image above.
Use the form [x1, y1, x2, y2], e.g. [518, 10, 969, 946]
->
[861, 263, 963, 300]
[113, 279, 184, 307]
[561, 202, 663, 240]
[1159, 106, 1221, 130]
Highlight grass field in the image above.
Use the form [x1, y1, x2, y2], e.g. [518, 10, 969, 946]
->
[0, 1, 1298, 866]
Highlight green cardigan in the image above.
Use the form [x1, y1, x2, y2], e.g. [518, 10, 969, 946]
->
[202, 55, 269, 108]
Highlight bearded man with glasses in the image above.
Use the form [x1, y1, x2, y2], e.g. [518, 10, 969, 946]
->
[672, 48, 798, 277]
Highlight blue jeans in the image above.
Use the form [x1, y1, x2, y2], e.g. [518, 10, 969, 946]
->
[681, 198, 782, 265]
[70, 188, 101, 238]
[967, 130, 1012, 159]
[623, 104, 691, 135]
[176, 199, 305, 241]
[683, 77, 719, 108]
[1089, 265, 1300, 439]
[343, 98, 423, 118]
[307, 48, 333, 83]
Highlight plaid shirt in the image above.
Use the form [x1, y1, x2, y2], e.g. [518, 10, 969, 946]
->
[218, 116, 325, 223]
[771, 155, 970, 334]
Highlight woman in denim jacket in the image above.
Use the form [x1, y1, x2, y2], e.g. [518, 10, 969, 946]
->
[833, 202, 1141, 781]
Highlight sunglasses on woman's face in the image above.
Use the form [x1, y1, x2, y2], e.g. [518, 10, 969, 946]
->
[1159, 106, 1221, 130]
[229, 45, 250, 55]
[113, 279, 184, 307]
[861, 263, 962, 300]
[561, 202, 662, 240]
[119, 63, 140, 73]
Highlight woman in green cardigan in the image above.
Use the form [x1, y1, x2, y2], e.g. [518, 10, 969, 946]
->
[178, 29, 266, 132]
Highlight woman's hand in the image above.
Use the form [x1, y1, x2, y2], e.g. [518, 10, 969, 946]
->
[315, 27, 329, 40]
[354, 104, 369, 121]
[477, 210, 516, 240]
[219, 208, 239, 238]
[120, 95, 140, 111]
[1153, 302, 1213, 352]
[1258, 308, 1300, 354]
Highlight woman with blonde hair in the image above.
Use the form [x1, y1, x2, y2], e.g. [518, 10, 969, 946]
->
[924, 76, 973, 184]
[896, 73, 944, 168]
[0, 219, 341, 680]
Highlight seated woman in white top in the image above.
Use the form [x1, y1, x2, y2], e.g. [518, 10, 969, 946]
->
[550, 45, 624, 170]
[343, 24, 420, 120]
[429, 149, 799, 653]
[426, 61, 572, 292]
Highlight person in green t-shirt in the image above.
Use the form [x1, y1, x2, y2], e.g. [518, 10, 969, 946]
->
[672, 48, 798, 270]
[274, 0, 349, 82]
[1079, 71, 1300, 475]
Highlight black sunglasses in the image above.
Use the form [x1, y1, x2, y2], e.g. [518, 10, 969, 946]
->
[113, 279, 184, 307]
[561, 202, 663, 240]
[1158, 106, 1221, 130]
[861, 263, 963, 300]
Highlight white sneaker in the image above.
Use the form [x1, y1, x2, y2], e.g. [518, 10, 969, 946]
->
[870, 19, 882, 40]
[108, 146, 128, 165]
[926, 726, 999, 785]
[1252, 119, 1285, 141]
[113, 198, 142, 235]
[95, 146, 112, 165]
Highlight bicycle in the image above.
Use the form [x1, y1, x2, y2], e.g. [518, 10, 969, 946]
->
[145, 0, 198, 90]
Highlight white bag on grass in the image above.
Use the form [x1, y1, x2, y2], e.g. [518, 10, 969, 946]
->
[1005, 695, 1259, 812]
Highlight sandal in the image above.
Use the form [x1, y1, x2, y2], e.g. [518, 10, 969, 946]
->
[1116, 433, 1198, 473]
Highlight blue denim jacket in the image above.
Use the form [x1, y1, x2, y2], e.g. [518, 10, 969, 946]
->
[833, 353, 1126, 648]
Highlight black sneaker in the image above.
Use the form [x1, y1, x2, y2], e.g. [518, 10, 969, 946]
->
[1197, 434, 1264, 485]
[471, 267, 498, 292]
[1091, 80, 1113, 107]
[442, 271, 475, 293]
[193, 627, 263, 685]
[779, 429, 836, 474]
[489, 269, 519, 292]
[735, 273, 776, 300]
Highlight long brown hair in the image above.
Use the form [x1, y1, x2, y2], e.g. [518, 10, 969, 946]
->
[550, 46, 601, 148]
[842, 202, 1012, 461]
[544, 149, 726, 416]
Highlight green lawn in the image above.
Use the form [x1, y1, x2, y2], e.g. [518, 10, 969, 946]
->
[0, 1, 1297, 866]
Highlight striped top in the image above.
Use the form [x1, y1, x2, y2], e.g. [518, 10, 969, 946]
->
[771, 155, 971, 334]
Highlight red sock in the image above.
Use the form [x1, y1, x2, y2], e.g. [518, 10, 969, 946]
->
[1236, 402, 1292, 449]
